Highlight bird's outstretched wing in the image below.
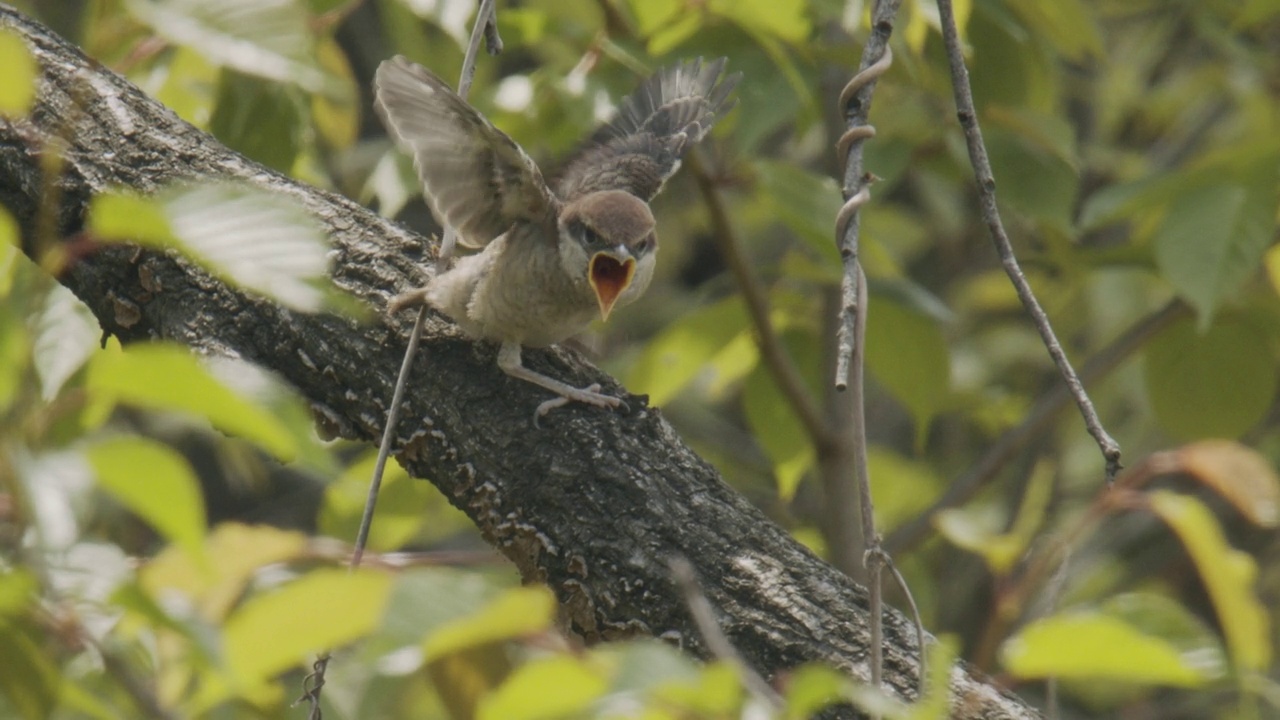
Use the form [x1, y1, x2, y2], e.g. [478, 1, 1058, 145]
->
[374, 56, 558, 248]
[556, 58, 740, 202]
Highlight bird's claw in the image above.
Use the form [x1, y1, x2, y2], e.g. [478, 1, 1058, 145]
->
[532, 384, 627, 427]
[388, 287, 430, 314]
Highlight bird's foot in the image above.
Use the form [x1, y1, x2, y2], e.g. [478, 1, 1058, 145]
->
[533, 383, 630, 426]
[388, 286, 430, 314]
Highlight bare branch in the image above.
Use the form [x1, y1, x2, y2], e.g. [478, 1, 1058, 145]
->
[934, 0, 1123, 483]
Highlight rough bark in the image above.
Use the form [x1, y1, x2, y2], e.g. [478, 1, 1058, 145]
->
[0, 6, 1039, 719]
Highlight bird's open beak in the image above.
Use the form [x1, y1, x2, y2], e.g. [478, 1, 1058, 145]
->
[588, 250, 637, 321]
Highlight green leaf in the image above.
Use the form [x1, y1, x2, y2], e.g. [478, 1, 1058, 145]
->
[87, 343, 299, 461]
[0, 619, 59, 720]
[754, 160, 842, 263]
[86, 436, 208, 561]
[477, 655, 607, 720]
[89, 183, 332, 311]
[984, 125, 1078, 231]
[125, 0, 327, 91]
[785, 663, 854, 720]
[628, 296, 753, 406]
[424, 586, 557, 661]
[153, 46, 220, 129]
[31, 284, 100, 401]
[1142, 315, 1277, 440]
[710, 0, 810, 43]
[1001, 611, 1209, 686]
[0, 206, 18, 299]
[0, 28, 37, 117]
[319, 454, 434, 552]
[1164, 440, 1280, 527]
[210, 70, 304, 173]
[223, 567, 392, 683]
[1148, 491, 1272, 672]
[1003, 0, 1103, 62]
[653, 661, 744, 716]
[865, 295, 950, 448]
[742, 332, 817, 500]
[1155, 158, 1279, 326]
[1100, 593, 1227, 680]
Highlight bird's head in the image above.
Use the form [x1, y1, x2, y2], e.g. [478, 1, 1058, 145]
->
[558, 190, 658, 321]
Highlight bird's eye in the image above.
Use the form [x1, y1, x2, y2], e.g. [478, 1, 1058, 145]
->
[635, 235, 653, 254]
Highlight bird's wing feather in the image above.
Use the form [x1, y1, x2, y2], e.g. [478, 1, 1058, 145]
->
[556, 58, 740, 202]
[374, 56, 557, 248]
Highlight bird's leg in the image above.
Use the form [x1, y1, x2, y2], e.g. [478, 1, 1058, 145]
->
[497, 341, 624, 421]
[388, 286, 431, 314]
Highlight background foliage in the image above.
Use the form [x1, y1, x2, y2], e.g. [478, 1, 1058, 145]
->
[2, 0, 1280, 717]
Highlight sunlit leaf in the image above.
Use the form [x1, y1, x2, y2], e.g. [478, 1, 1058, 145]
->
[784, 663, 854, 720]
[1001, 611, 1209, 685]
[1155, 157, 1279, 326]
[1100, 592, 1227, 681]
[710, 0, 810, 43]
[223, 567, 392, 683]
[476, 655, 607, 720]
[628, 296, 751, 406]
[653, 661, 743, 716]
[1150, 440, 1280, 527]
[0, 28, 37, 117]
[125, 0, 327, 91]
[311, 36, 359, 149]
[0, 569, 38, 618]
[140, 523, 308, 621]
[1148, 491, 1271, 672]
[89, 183, 332, 311]
[429, 646, 514, 720]
[1143, 315, 1277, 440]
[424, 586, 556, 661]
[153, 46, 219, 128]
[86, 436, 207, 561]
[0, 207, 18, 299]
[87, 343, 298, 460]
[867, 448, 943, 531]
[30, 284, 99, 401]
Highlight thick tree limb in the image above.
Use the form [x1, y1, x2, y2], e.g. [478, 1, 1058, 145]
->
[0, 6, 1038, 719]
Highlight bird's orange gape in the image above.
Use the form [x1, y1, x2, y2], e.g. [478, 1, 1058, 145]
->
[588, 252, 636, 320]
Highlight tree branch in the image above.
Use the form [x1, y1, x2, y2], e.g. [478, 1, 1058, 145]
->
[0, 6, 1039, 718]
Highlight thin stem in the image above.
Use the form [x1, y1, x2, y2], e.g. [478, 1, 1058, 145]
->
[688, 150, 833, 451]
[935, 0, 1122, 482]
[884, 300, 1186, 554]
[669, 558, 783, 709]
[301, 2, 503, 716]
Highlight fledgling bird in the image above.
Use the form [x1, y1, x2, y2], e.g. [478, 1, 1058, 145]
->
[375, 56, 739, 417]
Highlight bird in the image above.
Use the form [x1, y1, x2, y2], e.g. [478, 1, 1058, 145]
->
[374, 55, 739, 419]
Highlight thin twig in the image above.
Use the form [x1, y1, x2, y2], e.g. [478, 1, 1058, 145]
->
[882, 553, 927, 692]
[688, 150, 832, 451]
[935, 0, 1122, 482]
[883, 300, 1187, 554]
[299, 2, 503, 716]
[834, 0, 908, 705]
[669, 557, 783, 709]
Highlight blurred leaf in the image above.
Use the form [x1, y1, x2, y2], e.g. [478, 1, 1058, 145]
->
[935, 462, 1051, 574]
[424, 586, 556, 661]
[1143, 315, 1277, 440]
[0, 619, 59, 720]
[865, 295, 950, 449]
[90, 183, 332, 312]
[0, 28, 37, 117]
[87, 343, 298, 460]
[311, 36, 359, 149]
[1154, 157, 1279, 326]
[86, 436, 208, 561]
[743, 331, 817, 501]
[0, 207, 18, 299]
[1148, 491, 1271, 672]
[1155, 440, 1280, 527]
[755, 160, 842, 263]
[653, 660, 743, 715]
[1001, 611, 1209, 685]
[153, 46, 220, 128]
[628, 296, 752, 406]
[867, 448, 942, 531]
[601, 639, 700, 697]
[140, 523, 308, 621]
[1004, 0, 1103, 62]
[429, 644, 514, 720]
[784, 663, 854, 720]
[984, 125, 1078, 231]
[126, 0, 327, 91]
[1100, 593, 1227, 680]
[210, 70, 304, 172]
[224, 567, 392, 683]
[30, 284, 99, 401]
[320, 454, 433, 551]
[710, 0, 810, 43]
[0, 569, 37, 618]
[477, 654, 607, 720]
